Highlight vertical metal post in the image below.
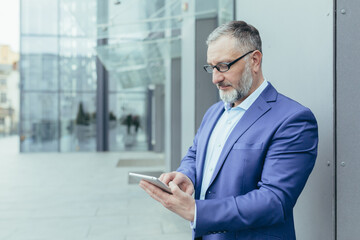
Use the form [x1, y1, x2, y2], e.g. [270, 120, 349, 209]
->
[146, 86, 153, 151]
[96, 0, 109, 151]
[96, 47, 109, 151]
[153, 84, 164, 153]
[169, 57, 181, 171]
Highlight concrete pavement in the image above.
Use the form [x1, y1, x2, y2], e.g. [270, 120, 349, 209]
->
[0, 137, 191, 239]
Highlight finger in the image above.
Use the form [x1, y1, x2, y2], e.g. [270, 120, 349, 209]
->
[173, 176, 194, 194]
[140, 181, 179, 211]
[170, 173, 182, 185]
[162, 172, 175, 184]
[159, 172, 173, 182]
[184, 185, 194, 195]
[169, 181, 182, 196]
[139, 181, 165, 201]
[180, 181, 194, 195]
[172, 172, 191, 186]
[159, 173, 165, 181]
[139, 180, 166, 203]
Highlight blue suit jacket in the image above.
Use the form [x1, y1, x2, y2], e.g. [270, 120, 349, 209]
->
[177, 83, 318, 240]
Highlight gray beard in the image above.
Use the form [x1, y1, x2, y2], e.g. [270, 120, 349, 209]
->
[219, 63, 253, 104]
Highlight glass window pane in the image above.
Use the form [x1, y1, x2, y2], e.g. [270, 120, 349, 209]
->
[60, 93, 96, 152]
[59, 38, 97, 92]
[59, 0, 97, 37]
[20, 93, 59, 152]
[21, 37, 59, 91]
[108, 90, 148, 151]
[21, 0, 58, 35]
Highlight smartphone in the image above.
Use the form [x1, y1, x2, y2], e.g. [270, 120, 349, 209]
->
[129, 172, 172, 194]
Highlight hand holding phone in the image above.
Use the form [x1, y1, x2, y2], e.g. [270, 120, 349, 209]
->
[129, 172, 172, 194]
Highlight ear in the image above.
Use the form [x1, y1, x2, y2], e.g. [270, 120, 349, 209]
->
[251, 50, 262, 73]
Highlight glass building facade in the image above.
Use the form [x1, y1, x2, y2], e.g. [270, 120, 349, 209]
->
[20, 0, 98, 152]
[20, 0, 234, 152]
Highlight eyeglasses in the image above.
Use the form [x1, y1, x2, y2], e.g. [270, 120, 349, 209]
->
[203, 50, 255, 73]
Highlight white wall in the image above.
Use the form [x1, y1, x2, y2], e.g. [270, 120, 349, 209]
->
[237, 1, 334, 239]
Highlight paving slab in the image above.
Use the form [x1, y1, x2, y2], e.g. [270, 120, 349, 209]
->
[0, 141, 191, 240]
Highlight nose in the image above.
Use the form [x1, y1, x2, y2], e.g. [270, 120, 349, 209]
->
[212, 68, 225, 85]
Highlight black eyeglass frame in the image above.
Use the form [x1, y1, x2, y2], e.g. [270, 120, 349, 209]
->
[203, 50, 256, 73]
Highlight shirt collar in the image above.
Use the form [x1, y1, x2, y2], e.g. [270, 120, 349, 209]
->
[223, 79, 268, 111]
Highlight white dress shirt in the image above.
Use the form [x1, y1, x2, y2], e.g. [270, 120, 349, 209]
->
[191, 80, 268, 229]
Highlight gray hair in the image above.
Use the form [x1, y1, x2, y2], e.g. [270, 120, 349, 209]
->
[206, 21, 262, 54]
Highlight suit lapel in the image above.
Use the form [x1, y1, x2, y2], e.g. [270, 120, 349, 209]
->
[195, 103, 224, 196]
[207, 85, 276, 188]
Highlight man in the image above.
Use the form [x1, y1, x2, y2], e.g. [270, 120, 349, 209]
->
[140, 20, 318, 240]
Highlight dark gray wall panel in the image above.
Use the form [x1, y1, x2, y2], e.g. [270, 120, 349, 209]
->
[195, 18, 219, 130]
[336, 0, 360, 239]
[170, 58, 182, 171]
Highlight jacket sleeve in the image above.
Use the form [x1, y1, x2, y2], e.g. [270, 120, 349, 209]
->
[194, 108, 318, 237]
[176, 131, 199, 186]
[176, 102, 222, 188]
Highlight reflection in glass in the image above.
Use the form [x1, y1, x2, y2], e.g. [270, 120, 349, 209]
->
[20, 0, 233, 153]
[21, 0, 58, 35]
[218, 0, 234, 24]
[20, 0, 97, 152]
[60, 93, 97, 152]
[100, 0, 182, 153]
[108, 89, 147, 151]
[59, 38, 97, 92]
[20, 93, 59, 152]
[21, 37, 58, 91]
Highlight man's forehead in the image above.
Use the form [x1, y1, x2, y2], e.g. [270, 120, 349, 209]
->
[207, 37, 240, 63]
[208, 36, 235, 49]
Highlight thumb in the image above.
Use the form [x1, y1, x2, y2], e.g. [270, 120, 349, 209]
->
[169, 181, 181, 195]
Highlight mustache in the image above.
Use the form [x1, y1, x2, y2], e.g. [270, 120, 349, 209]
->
[217, 82, 232, 88]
